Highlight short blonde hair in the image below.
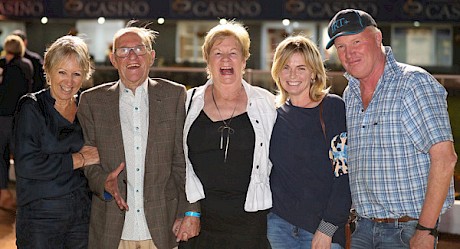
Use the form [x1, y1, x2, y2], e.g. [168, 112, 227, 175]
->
[44, 35, 93, 82]
[271, 35, 328, 107]
[202, 21, 250, 78]
[3, 35, 25, 57]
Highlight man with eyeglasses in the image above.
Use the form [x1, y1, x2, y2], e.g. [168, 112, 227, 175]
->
[77, 23, 200, 249]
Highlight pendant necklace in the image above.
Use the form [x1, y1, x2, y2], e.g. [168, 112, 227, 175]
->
[211, 84, 242, 162]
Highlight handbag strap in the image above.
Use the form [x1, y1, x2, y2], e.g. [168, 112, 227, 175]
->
[319, 98, 326, 142]
[319, 96, 334, 172]
[186, 87, 197, 116]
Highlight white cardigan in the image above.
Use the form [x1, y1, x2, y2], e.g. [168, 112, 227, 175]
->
[184, 79, 276, 211]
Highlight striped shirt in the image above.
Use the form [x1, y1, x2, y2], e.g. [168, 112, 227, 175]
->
[343, 46, 454, 219]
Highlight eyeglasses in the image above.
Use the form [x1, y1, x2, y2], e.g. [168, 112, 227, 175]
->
[114, 45, 149, 58]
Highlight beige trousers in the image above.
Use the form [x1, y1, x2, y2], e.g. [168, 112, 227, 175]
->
[118, 240, 156, 249]
[118, 239, 178, 249]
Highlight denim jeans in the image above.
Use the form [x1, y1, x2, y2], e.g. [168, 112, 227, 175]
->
[351, 217, 437, 249]
[16, 188, 91, 249]
[267, 212, 343, 249]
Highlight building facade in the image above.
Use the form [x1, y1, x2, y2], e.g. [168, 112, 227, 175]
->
[0, 0, 459, 75]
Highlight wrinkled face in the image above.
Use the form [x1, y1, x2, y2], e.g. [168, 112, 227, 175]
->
[334, 28, 382, 80]
[49, 55, 83, 102]
[207, 36, 246, 85]
[279, 52, 314, 99]
[110, 32, 155, 91]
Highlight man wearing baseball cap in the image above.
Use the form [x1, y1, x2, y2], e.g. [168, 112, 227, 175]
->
[326, 9, 457, 249]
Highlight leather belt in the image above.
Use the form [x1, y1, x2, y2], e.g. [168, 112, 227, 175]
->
[371, 216, 417, 223]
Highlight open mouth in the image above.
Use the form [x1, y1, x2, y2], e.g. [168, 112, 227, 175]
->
[287, 81, 301, 86]
[127, 63, 141, 69]
[60, 85, 73, 93]
[220, 66, 234, 75]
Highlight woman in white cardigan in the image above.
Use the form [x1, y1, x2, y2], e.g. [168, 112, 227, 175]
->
[179, 20, 276, 249]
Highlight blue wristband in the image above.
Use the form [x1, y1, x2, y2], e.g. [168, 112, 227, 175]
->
[103, 191, 113, 201]
[185, 211, 201, 218]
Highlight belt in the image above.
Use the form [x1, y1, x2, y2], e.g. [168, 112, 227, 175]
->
[370, 216, 417, 223]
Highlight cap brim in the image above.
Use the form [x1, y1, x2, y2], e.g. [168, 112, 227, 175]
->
[325, 28, 366, 49]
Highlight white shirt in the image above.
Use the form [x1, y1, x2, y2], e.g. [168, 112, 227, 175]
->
[184, 79, 277, 211]
[119, 80, 151, 240]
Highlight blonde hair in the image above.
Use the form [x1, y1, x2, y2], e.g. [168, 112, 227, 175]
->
[202, 20, 250, 78]
[44, 35, 93, 82]
[3, 35, 25, 57]
[271, 35, 328, 107]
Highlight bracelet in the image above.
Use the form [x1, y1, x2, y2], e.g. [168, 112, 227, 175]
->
[78, 152, 86, 167]
[184, 211, 201, 218]
[416, 223, 439, 237]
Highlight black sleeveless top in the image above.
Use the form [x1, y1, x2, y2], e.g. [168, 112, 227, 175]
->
[182, 110, 269, 249]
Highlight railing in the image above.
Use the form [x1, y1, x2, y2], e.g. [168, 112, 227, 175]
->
[91, 66, 460, 94]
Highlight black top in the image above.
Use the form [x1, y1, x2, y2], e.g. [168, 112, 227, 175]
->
[0, 56, 33, 116]
[24, 49, 46, 92]
[183, 111, 269, 249]
[269, 94, 351, 247]
[14, 89, 88, 206]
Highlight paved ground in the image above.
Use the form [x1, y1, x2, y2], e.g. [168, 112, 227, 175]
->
[0, 207, 15, 249]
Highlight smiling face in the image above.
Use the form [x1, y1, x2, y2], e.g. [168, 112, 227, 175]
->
[334, 27, 384, 82]
[110, 32, 155, 91]
[279, 52, 314, 100]
[207, 36, 246, 86]
[48, 55, 83, 102]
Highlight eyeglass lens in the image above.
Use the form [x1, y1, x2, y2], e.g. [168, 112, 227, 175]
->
[115, 45, 147, 57]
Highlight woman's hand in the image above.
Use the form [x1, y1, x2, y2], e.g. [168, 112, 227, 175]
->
[80, 145, 100, 166]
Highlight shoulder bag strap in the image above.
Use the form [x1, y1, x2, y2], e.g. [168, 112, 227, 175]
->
[186, 87, 197, 116]
[319, 98, 326, 142]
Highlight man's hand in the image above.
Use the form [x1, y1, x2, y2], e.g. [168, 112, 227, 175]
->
[410, 230, 436, 249]
[312, 230, 333, 249]
[173, 216, 200, 242]
[104, 162, 129, 211]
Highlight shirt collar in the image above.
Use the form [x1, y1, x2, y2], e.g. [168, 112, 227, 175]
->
[43, 88, 56, 105]
[119, 78, 149, 95]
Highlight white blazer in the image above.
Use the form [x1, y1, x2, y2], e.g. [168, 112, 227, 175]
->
[184, 79, 276, 211]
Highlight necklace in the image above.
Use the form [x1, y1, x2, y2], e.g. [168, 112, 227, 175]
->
[211, 85, 242, 162]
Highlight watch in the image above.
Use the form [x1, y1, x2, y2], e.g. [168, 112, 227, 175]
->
[416, 223, 439, 237]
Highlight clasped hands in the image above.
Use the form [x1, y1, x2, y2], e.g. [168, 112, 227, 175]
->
[103, 162, 200, 241]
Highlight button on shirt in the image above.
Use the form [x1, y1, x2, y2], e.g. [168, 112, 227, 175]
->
[343, 47, 454, 219]
[119, 80, 151, 240]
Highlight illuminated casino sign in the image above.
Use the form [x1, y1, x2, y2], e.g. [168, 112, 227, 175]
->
[0, 0, 458, 21]
[170, 0, 263, 18]
[63, 0, 150, 17]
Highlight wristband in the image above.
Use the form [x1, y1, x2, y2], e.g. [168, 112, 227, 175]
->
[416, 223, 439, 237]
[185, 211, 201, 218]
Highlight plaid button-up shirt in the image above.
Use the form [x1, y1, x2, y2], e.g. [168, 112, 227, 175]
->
[343, 47, 454, 219]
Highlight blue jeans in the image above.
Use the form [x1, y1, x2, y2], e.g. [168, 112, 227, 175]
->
[16, 188, 91, 249]
[351, 217, 437, 249]
[267, 212, 343, 249]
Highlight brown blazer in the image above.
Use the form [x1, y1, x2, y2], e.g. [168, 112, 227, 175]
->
[77, 78, 199, 249]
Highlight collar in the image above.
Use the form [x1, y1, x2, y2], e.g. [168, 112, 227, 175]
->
[119, 78, 149, 95]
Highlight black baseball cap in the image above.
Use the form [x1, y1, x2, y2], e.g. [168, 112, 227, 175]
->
[326, 9, 377, 49]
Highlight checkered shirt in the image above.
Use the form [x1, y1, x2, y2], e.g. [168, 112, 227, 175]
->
[343, 46, 455, 219]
